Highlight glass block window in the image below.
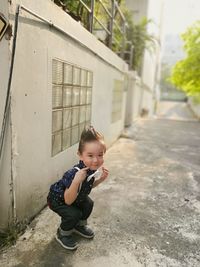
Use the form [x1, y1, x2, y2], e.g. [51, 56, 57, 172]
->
[52, 59, 93, 156]
[111, 80, 123, 123]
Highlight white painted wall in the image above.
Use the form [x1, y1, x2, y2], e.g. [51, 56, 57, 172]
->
[125, 0, 163, 118]
[140, 0, 163, 115]
[0, 0, 13, 230]
[0, 0, 128, 227]
[125, 0, 148, 23]
[125, 71, 143, 126]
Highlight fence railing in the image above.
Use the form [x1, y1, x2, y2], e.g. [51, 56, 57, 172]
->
[54, 0, 134, 69]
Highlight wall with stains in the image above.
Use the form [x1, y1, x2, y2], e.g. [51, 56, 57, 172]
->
[0, 0, 129, 229]
[0, 0, 13, 231]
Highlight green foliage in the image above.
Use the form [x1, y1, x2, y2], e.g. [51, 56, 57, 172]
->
[170, 21, 200, 96]
[125, 14, 157, 71]
[54, 0, 157, 71]
[0, 222, 26, 249]
[111, 2, 157, 71]
[54, 0, 91, 28]
[160, 63, 177, 91]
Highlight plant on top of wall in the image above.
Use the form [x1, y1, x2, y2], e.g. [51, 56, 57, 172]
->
[53, 0, 157, 72]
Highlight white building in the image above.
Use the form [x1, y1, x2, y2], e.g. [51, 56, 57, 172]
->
[125, 0, 164, 119]
[0, 0, 162, 231]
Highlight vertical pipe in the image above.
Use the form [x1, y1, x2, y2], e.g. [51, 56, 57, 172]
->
[89, 0, 95, 33]
[10, 5, 20, 224]
[108, 0, 115, 48]
[0, 6, 20, 160]
[120, 21, 126, 59]
[129, 44, 134, 69]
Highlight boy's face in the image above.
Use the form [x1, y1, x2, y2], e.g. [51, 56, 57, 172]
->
[79, 141, 105, 170]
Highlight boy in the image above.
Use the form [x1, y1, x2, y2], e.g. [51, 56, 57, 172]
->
[47, 126, 109, 250]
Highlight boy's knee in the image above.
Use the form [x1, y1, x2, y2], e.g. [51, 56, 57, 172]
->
[71, 209, 82, 222]
[87, 197, 94, 210]
[86, 196, 93, 206]
[82, 197, 94, 216]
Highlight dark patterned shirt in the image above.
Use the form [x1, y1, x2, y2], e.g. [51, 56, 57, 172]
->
[48, 160, 96, 205]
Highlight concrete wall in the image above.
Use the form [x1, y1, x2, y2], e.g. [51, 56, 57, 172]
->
[125, 72, 143, 126]
[140, 0, 163, 116]
[125, 0, 163, 118]
[125, 0, 148, 23]
[0, 0, 13, 231]
[188, 97, 200, 119]
[0, 0, 128, 228]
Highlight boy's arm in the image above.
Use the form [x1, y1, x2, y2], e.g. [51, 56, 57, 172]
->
[64, 167, 88, 205]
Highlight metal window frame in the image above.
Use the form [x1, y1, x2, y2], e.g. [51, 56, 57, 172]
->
[53, 1, 133, 68]
[52, 59, 93, 156]
[111, 79, 123, 123]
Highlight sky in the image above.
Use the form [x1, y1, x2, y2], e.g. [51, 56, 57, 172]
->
[162, 0, 200, 35]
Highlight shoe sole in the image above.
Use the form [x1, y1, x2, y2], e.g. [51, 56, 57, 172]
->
[55, 235, 78, 250]
[73, 229, 94, 239]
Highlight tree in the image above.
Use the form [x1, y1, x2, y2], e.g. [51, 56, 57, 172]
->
[125, 15, 157, 71]
[170, 21, 200, 97]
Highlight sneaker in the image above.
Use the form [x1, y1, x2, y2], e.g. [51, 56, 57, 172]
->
[74, 225, 94, 239]
[55, 229, 78, 250]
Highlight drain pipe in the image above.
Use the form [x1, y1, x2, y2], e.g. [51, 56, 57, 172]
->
[1, 3, 126, 160]
[0, 5, 19, 160]
[0, 3, 127, 223]
[0, 5, 20, 222]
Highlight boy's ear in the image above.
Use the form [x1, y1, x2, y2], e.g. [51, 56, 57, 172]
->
[77, 151, 81, 157]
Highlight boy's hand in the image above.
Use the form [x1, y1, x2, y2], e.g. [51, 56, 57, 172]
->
[73, 167, 89, 184]
[99, 167, 109, 182]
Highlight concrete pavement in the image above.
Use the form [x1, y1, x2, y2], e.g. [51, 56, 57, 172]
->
[157, 101, 197, 121]
[0, 115, 200, 266]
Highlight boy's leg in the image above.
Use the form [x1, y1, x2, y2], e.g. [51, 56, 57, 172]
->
[82, 196, 94, 219]
[74, 196, 94, 239]
[51, 204, 82, 250]
[53, 204, 82, 230]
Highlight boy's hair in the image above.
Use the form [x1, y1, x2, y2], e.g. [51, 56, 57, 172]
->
[78, 126, 106, 154]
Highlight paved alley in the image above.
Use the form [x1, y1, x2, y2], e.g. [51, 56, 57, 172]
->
[156, 101, 196, 121]
[0, 116, 200, 267]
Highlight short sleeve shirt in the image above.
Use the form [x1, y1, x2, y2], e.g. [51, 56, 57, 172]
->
[49, 160, 96, 204]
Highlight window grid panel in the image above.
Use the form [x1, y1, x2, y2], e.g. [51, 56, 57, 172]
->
[72, 87, 80, 106]
[63, 108, 72, 129]
[52, 132, 62, 156]
[86, 105, 91, 121]
[111, 80, 123, 123]
[73, 67, 81, 85]
[52, 59, 92, 156]
[62, 128, 71, 150]
[79, 105, 86, 123]
[72, 107, 79, 126]
[81, 69, 87, 86]
[64, 63, 73, 84]
[86, 88, 92, 104]
[87, 71, 93, 87]
[80, 87, 87, 105]
[63, 86, 72, 107]
[52, 60, 63, 84]
[52, 110, 63, 133]
[71, 125, 79, 145]
[52, 85, 63, 109]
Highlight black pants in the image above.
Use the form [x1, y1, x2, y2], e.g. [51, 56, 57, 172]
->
[49, 196, 94, 231]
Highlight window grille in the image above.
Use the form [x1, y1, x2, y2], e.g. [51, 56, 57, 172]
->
[52, 59, 93, 156]
[111, 80, 123, 123]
